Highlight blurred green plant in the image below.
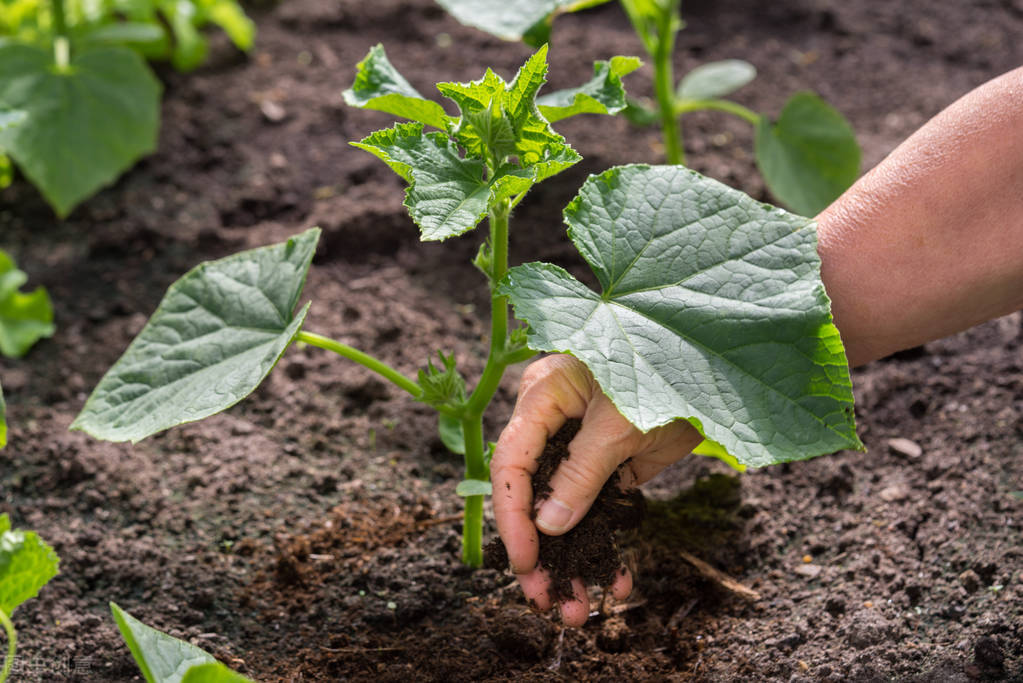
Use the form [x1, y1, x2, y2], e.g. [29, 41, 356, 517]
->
[0, 0, 254, 216]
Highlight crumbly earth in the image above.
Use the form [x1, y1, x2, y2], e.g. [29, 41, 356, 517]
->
[1, 0, 1020, 680]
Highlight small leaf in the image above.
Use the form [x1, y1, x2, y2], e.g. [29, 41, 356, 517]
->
[0, 249, 55, 358]
[181, 662, 255, 683]
[676, 60, 756, 100]
[537, 55, 641, 123]
[435, 0, 612, 42]
[691, 438, 746, 472]
[438, 414, 465, 455]
[207, 0, 256, 52]
[0, 514, 60, 616]
[164, 0, 209, 71]
[502, 165, 862, 468]
[0, 44, 160, 217]
[71, 229, 320, 443]
[456, 479, 493, 497]
[111, 602, 217, 683]
[754, 92, 860, 217]
[343, 44, 450, 130]
[417, 351, 466, 410]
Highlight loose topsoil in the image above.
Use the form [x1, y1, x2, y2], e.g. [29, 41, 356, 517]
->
[1, 0, 1021, 680]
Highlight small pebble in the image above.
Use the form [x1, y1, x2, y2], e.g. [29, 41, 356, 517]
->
[959, 569, 981, 593]
[879, 484, 909, 502]
[887, 437, 922, 458]
[794, 564, 822, 579]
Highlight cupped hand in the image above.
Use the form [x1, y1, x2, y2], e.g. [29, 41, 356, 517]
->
[491, 354, 703, 626]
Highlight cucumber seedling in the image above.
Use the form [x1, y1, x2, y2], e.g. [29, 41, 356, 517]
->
[72, 46, 860, 570]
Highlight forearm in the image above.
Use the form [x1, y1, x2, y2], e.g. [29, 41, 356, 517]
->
[817, 66, 1023, 367]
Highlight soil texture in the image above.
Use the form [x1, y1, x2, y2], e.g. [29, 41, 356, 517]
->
[1, 0, 1021, 681]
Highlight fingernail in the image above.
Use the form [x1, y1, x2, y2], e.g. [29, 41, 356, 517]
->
[536, 497, 573, 533]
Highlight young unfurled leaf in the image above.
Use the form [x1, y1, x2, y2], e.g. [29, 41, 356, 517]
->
[111, 603, 254, 683]
[434, 0, 612, 43]
[676, 59, 756, 100]
[417, 351, 466, 411]
[0, 44, 161, 217]
[0, 249, 55, 358]
[0, 514, 60, 617]
[342, 44, 450, 130]
[350, 46, 605, 241]
[503, 164, 862, 468]
[438, 413, 466, 455]
[353, 123, 532, 241]
[71, 229, 320, 443]
[755, 92, 860, 217]
[537, 56, 642, 123]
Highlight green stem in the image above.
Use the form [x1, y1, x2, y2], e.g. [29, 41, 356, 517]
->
[295, 330, 423, 399]
[0, 608, 15, 683]
[648, 0, 684, 165]
[51, 0, 69, 70]
[459, 201, 513, 567]
[675, 98, 762, 126]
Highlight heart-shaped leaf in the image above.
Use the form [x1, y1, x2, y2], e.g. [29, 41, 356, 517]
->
[755, 92, 860, 217]
[0, 44, 161, 217]
[503, 165, 861, 467]
[71, 229, 320, 443]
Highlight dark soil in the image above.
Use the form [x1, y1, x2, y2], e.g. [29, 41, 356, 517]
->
[484, 419, 645, 603]
[1, 0, 1021, 681]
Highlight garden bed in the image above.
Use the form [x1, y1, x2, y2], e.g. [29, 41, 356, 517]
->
[1, 0, 1020, 680]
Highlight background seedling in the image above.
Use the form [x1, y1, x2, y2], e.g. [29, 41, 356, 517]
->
[435, 0, 861, 216]
[72, 46, 859, 570]
[0, 515, 60, 683]
[0, 0, 254, 216]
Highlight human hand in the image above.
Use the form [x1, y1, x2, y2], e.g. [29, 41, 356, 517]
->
[491, 354, 703, 626]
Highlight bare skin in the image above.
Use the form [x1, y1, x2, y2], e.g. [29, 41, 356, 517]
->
[491, 66, 1023, 627]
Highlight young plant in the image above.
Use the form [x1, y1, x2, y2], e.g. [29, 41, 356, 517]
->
[111, 603, 253, 683]
[0, 0, 254, 216]
[434, 0, 861, 216]
[71, 47, 860, 571]
[0, 515, 60, 683]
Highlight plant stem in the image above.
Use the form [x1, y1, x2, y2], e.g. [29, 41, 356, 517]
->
[675, 98, 761, 126]
[0, 608, 15, 683]
[51, 0, 69, 70]
[458, 200, 513, 566]
[295, 330, 423, 399]
[652, 19, 683, 165]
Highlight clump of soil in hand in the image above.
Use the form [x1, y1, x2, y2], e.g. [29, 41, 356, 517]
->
[484, 419, 645, 603]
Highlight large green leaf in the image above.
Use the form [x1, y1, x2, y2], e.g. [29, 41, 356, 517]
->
[434, 0, 611, 42]
[342, 44, 450, 130]
[0, 249, 55, 358]
[537, 55, 641, 123]
[754, 92, 860, 217]
[0, 514, 59, 616]
[502, 165, 861, 468]
[71, 229, 320, 443]
[111, 602, 216, 683]
[0, 44, 160, 217]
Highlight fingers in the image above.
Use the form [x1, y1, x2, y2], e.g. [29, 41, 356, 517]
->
[534, 393, 646, 535]
[491, 355, 593, 573]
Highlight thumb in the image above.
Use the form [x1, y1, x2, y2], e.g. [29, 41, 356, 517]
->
[534, 393, 642, 535]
